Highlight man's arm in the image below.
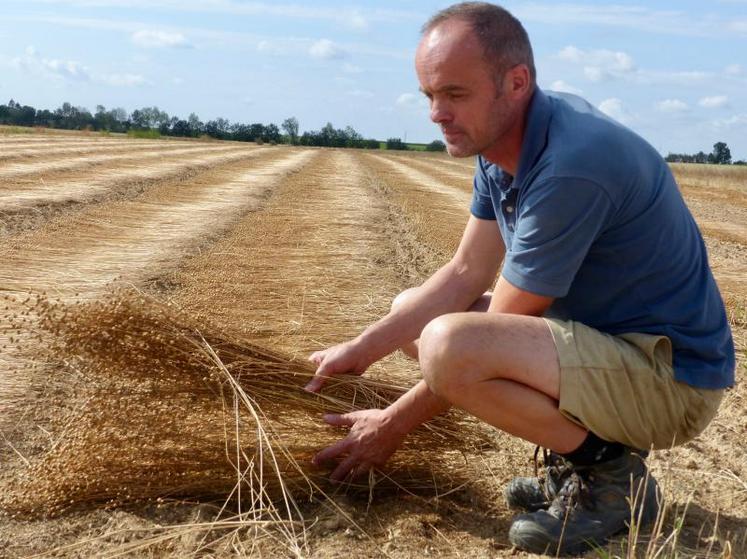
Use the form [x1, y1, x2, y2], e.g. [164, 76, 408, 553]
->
[306, 215, 505, 392]
[309, 210, 554, 480]
[313, 271, 555, 481]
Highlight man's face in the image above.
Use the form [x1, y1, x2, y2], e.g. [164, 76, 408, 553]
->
[415, 21, 516, 158]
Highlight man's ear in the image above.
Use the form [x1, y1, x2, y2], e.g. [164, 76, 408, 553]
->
[506, 64, 531, 99]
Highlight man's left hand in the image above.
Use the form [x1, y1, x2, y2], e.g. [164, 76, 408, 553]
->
[312, 409, 406, 482]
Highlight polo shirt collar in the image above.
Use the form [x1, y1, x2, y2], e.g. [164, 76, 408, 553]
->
[514, 88, 551, 189]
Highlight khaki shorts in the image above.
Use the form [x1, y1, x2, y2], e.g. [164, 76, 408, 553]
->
[545, 318, 724, 450]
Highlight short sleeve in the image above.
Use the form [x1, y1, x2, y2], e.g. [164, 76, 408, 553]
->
[471, 157, 496, 220]
[502, 177, 616, 297]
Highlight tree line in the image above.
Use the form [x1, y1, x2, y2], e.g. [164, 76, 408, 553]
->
[665, 142, 745, 165]
[0, 99, 446, 151]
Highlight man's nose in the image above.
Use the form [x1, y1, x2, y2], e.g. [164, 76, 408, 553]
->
[430, 100, 452, 124]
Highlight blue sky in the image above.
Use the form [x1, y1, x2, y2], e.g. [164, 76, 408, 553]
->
[1, 0, 745, 158]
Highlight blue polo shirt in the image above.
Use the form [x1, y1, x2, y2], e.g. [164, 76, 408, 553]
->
[471, 89, 735, 389]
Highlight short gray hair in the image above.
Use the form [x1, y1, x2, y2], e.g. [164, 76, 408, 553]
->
[422, 2, 536, 84]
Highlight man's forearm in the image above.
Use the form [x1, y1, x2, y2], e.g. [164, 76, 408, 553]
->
[354, 261, 492, 366]
[385, 379, 451, 436]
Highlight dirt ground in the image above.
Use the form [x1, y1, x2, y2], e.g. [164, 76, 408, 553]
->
[0, 131, 744, 558]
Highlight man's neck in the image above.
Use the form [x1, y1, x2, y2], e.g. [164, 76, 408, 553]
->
[481, 100, 531, 176]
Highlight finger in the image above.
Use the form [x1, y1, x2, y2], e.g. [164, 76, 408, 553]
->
[322, 413, 356, 427]
[312, 438, 352, 465]
[330, 456, 359, 483]
[303, 372, 328, 393]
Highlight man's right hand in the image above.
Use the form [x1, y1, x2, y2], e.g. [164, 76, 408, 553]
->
[305, 339, 373, 393]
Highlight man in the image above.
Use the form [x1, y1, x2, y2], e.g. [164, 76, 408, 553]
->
[305, 2, 735, 555]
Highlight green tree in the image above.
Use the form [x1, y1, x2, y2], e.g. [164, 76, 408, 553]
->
[425, 140, 446, 152]
[711, 142, 732, 165]
[281, 117, 300, 145]
[187, 113, 203, 136]
[386, 137, 408, 151]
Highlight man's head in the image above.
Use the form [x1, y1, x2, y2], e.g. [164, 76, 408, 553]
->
[416, 2, 536, 159]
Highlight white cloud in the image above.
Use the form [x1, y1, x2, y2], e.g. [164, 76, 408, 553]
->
[584, 66, 607, 82]
[641, 70, 710, 85]
[556, 46, 636, 82]
[598, 98, 632, 125]
[131, 30, 190, 48]
[396, 93, 418, 106]
[309, 39, 346, 60]
[10, 46, 90, 81]
[656, 99, 689, 113]
[8, 45, 149, 87]
[512, 4, 744, 39]
[725, 63, 744, 76]
[549, 80, 583, 95]
[396, 93, 428, 111]
[12, 1, 414, 30]
[713, 114, 747, 129]
[699, 95, 729, 109]
[555, 45, 716, 87]
[100, 73, 147, 87]
[556, 45, 584, 63]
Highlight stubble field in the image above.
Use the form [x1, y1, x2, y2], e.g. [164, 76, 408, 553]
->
[0, 129, 745, 558]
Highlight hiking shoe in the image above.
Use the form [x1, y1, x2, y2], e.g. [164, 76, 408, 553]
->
[504, 447, 573, 512]
[508, 448, 660, 556]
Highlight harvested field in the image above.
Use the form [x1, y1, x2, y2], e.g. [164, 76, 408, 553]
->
[0, 137, 744, 558]
[0, 145, 270, 235]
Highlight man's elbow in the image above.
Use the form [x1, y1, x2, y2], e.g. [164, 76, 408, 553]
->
[448, 258, 499, 295]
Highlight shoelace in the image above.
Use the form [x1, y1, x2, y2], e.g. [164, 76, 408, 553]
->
[555, 469, 596, 512]
[533, 446, 576, 500]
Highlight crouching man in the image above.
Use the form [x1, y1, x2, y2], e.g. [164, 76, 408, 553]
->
[305, 2, 735, 555]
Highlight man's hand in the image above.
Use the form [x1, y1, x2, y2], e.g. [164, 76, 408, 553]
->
[312, 409, 406, 482]
[305, 339, 372, 393]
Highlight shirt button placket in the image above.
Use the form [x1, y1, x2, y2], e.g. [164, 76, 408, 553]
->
[504, 191, 517, 232]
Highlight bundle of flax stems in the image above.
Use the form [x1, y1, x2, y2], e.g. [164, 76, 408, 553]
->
[1, 289, 489, 521]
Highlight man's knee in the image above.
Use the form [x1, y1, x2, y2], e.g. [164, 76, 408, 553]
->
[391, 286, 419, 313]
[419, 314, 468, 398]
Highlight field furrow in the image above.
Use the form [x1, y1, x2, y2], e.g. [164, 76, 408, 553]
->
[0, 147, 273, 235]
[0, 143, 248, 179]
[368, 153, 473, 205]
[0, 150, 312, 298]
[0, 137, 106, 148]
[0, 138, 140, 150]
[0, 140, 220, 164]
[381, 153, 475, 189]
[425, 155, 475, 171]
[361, 153, 471, 256]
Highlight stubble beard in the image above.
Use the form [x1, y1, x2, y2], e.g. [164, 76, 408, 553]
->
[445, 89, 511, 159]
[445, 138, 479, 158]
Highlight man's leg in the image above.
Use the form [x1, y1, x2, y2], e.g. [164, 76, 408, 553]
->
[413, 310, 659, 555]
[390, 286, 584, 449]
[416, 311, 586, 452]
